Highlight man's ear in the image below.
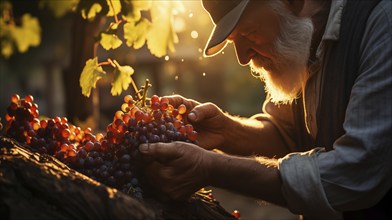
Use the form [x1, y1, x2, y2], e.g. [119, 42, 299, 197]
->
[287, 0, 305, 16]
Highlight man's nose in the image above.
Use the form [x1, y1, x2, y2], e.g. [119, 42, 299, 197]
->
[233, 37, 256, 66]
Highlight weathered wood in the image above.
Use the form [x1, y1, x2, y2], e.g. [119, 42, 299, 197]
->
[0, 137, 236, 220]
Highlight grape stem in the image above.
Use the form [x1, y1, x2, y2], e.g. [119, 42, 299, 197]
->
[141, 79, 151, 107]
[97, 58, 116, 68]
[130, 78, 142, 101]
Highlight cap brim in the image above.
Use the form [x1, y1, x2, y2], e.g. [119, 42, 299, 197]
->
[203, 0, 250, 57]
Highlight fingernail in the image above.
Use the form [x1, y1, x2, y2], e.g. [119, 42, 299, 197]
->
[188, 112, 197, 121]
[139, 144, 149, 152]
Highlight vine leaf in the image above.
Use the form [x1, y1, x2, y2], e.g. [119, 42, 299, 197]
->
[123, 0, 151, 21]
[146, 1, 184, 57]
[106, 0, 121, 17]
[10, 14, 41, 54]
[80, 57, 106, 97]
[111, 60, 134, 96]
[100, 32, 122, 50]
[81, 3, 102, 20]
[123, 18, 151, 49]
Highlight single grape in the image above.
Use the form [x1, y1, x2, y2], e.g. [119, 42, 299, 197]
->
[11, 94, 20, 104]
[151, 102, 159, 110]
[61, 128, 71, 138]
[121, 103, 130, 113]
[159, 102, 168, 111]
[232, 210, 240, 219]
[153, 110, 162, 120]
[24, 95, 34, 103]
[178, 104, 187, 114]
[150, 95, 159, 103]
[160, 97, 169, 104]
[124, 95, 133, 104]
[188, 131, 198, 142]
[185, 124, 194, 133]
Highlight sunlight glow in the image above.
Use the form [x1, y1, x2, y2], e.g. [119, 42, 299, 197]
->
[191, 30, 199, 39]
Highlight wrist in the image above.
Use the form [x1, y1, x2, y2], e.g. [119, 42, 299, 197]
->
[218, 113, 241, 150]
[205, 151, 224, 187]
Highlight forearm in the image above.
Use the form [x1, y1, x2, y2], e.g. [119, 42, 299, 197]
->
[207, 151, 287, 207]
[219, 114, 290, 158]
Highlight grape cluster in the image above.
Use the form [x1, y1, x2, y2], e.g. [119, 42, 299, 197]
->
[3, 94, 198, 199]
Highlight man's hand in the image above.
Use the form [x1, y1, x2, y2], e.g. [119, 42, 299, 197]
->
[138, 141, 286, 207]
[139, 142, 212, 200]
[165, 95, 230, 150]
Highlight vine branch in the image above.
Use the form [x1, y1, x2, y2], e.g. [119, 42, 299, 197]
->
[108, 0, 119, 24]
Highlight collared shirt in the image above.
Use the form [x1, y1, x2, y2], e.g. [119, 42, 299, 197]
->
[256, 0, 392, 219]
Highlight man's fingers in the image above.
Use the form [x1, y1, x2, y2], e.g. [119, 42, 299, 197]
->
[165, 95, 200, 109]
[139, 142, 182, 162]
[189, 102, 221, 122]
[164, 95, 185, 107]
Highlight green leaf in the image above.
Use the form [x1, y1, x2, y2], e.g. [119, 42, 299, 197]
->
[39, 0, 80, 17]
[80, 57, 106, 97]
[146, 1, 184, 57]
[123, 18, 151, 49]
[106, 0, 121, 17]
[111, 60, 134, 96]
[100, 32, 122, 50]
[81, 3, 102, 20]
[10, 14, 41, 53]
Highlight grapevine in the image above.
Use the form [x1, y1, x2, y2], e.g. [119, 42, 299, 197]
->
[2, 82, 198, 199]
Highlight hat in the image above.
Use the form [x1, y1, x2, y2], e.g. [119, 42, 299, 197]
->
[202, 0, 250, 57]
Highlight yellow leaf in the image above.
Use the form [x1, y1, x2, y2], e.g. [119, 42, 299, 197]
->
[10, 14, 41, 53]
[123, 18, 151, 49]
[81, 3, 102, 20]
[80, 57, 106, 97]
[124, 0, 151, 21]
[146, 1, 183, 57]
[111, 60, 134, 96]
[106, 0, 121, 17]
[100, 32, 122, 50]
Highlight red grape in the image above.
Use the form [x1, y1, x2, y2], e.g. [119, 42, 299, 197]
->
[4, 93, 198, 200]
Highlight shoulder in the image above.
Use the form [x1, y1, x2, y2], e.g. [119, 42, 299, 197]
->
[359, 0, 392, 71]
[372, 0, 392, 19]
[370, 0, 391, 27]
[363, 0, 392, 42]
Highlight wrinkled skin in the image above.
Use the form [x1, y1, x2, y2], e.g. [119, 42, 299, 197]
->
[139, 141, 213, 200]
[166, 95, 229, 150]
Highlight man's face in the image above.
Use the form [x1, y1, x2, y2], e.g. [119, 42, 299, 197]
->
[227, 1, 314, 104]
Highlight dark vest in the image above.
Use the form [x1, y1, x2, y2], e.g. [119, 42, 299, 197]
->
[293, 0, 391, 219]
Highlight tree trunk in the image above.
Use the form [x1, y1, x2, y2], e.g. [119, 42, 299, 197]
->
[62, 15, 103, 125]
[0, 137, 236, 220]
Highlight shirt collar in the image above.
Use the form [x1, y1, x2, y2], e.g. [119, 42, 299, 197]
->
[322, 0, 347, 41]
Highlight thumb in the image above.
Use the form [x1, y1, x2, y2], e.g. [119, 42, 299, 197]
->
[188, 102, 221, 122]
[139, 143, 181, 162]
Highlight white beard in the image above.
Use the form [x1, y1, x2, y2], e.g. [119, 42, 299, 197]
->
[250, 1, 314, 105]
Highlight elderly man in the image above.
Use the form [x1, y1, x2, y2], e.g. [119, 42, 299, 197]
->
[139, 0, 392, 219]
